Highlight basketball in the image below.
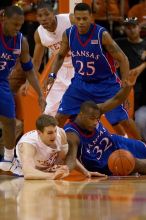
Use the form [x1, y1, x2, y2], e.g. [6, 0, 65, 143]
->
[108, 149, 136, 176]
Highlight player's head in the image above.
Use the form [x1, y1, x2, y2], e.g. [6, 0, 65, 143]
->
[36, 114, 58, 146]
[36, 2, 56, 31]
[78, 101, 101, 132]
[74, 3, 92, 34]
[123, 17, 141, 41]
[3, 5, 24, 37]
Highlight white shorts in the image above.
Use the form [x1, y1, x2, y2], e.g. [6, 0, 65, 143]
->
[44, 65, 74, 116]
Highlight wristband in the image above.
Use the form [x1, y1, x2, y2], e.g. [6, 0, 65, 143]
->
[48, 73, 56, 79]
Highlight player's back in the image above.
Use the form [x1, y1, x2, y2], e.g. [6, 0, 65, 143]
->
[66, 23, 117, 82]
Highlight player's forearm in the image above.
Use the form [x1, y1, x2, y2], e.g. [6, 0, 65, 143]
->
[65, 154, 76, 171]
[33, 58, 42, 73]
[25, 69, 43, 97]
[119, 55, 130, 82]
[23, 167, 55, 180]
[64, 142, 77, 171]
[101, 85, 132, 114]
[50, 54, 65, 74]
[75, 160, 89, 175]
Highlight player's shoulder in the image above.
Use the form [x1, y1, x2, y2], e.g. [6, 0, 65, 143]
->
[18, 130, 38, 143]
[56, 13, 70, 20]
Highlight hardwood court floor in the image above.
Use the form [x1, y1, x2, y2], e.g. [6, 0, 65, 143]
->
[1, 171, 146, 220]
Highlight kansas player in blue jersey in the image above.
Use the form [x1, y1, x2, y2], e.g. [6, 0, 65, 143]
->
[64, 98, 146, 176]
[0, 6, 46, 176]
[48, 3, 141, 140]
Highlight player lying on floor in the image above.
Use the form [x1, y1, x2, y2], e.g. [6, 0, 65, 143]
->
[64, 100, 146, 176]
[16, 70, 142, 179]
[16, 114, 106, 179]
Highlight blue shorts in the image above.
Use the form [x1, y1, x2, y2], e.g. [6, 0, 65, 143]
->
[58, 76, 128, 125]
[0, 84, 15, 118]
[112, 135, 146, 159]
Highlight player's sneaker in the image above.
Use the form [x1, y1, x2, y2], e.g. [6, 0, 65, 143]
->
[0, 157, 23, 177]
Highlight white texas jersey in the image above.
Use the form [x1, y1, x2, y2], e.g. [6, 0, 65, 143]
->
[37, 14, 72, 67]
[16, 127, 68, 170]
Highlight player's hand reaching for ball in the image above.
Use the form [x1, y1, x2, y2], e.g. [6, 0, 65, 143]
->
[53, 165, 70, 179]
[84, 170, 107, 178]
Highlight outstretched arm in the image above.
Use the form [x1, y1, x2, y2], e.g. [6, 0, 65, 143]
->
[19, 143, 55, 180]
[65, 131, 106, 177]
[64, 132, 79, 171]
[33, 30, 45, 73]
[99, 72, 138, 114]
[20, 37, 46, 111]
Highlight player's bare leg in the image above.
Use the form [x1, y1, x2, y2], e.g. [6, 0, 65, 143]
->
[134, 158, 146, 174]
[0, 116, 23, 176]
[0, 116, 16, 151]
[55, 113, 70, 128]
[112, 123, 126, 136]
[120, 119, 142, 140]
[113, 118, 142, 140]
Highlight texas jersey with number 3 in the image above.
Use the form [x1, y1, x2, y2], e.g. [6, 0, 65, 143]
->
[66, 23, 117, 82]
[64, 121, 146, 175]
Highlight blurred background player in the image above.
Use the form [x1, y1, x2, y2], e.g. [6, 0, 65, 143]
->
[116, 17, 146, 141]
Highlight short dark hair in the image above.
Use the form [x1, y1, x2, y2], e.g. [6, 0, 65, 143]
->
[74, 3, 91, 14]
[80, 101, 100, 113]
[5, 5, 24, 17]
[123, 17, 139, 26]
[37, 2, 53, 12]
[36, 114, 57, 132]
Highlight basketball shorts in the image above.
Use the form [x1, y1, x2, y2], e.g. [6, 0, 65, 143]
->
[111, 134, 146, 159]
[0, 85, 15, 118]
[58, 76, 128, 125]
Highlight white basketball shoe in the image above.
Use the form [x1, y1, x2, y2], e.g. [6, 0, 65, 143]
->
[0, 157, 23, 177]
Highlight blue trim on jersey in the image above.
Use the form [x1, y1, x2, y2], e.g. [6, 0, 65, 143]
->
[0, 28, 22, 118]
[66, 24, 117, 82]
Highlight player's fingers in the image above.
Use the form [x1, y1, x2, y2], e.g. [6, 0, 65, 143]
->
[90, 172, 107, 177]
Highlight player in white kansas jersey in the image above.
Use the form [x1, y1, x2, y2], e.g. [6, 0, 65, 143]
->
[33, 2, 74, 116]
[16, 114, 69, 180]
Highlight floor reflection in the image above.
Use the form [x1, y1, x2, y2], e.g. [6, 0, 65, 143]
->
[0, 176, 146, 220]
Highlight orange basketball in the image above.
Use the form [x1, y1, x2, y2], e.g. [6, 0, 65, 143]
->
[108, 149, 135, 176]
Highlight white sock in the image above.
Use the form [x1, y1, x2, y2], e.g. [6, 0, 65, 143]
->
[4, 148, 14, 161]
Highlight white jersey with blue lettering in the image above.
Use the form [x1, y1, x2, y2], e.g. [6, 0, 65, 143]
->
[16, 127, 68, 170]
